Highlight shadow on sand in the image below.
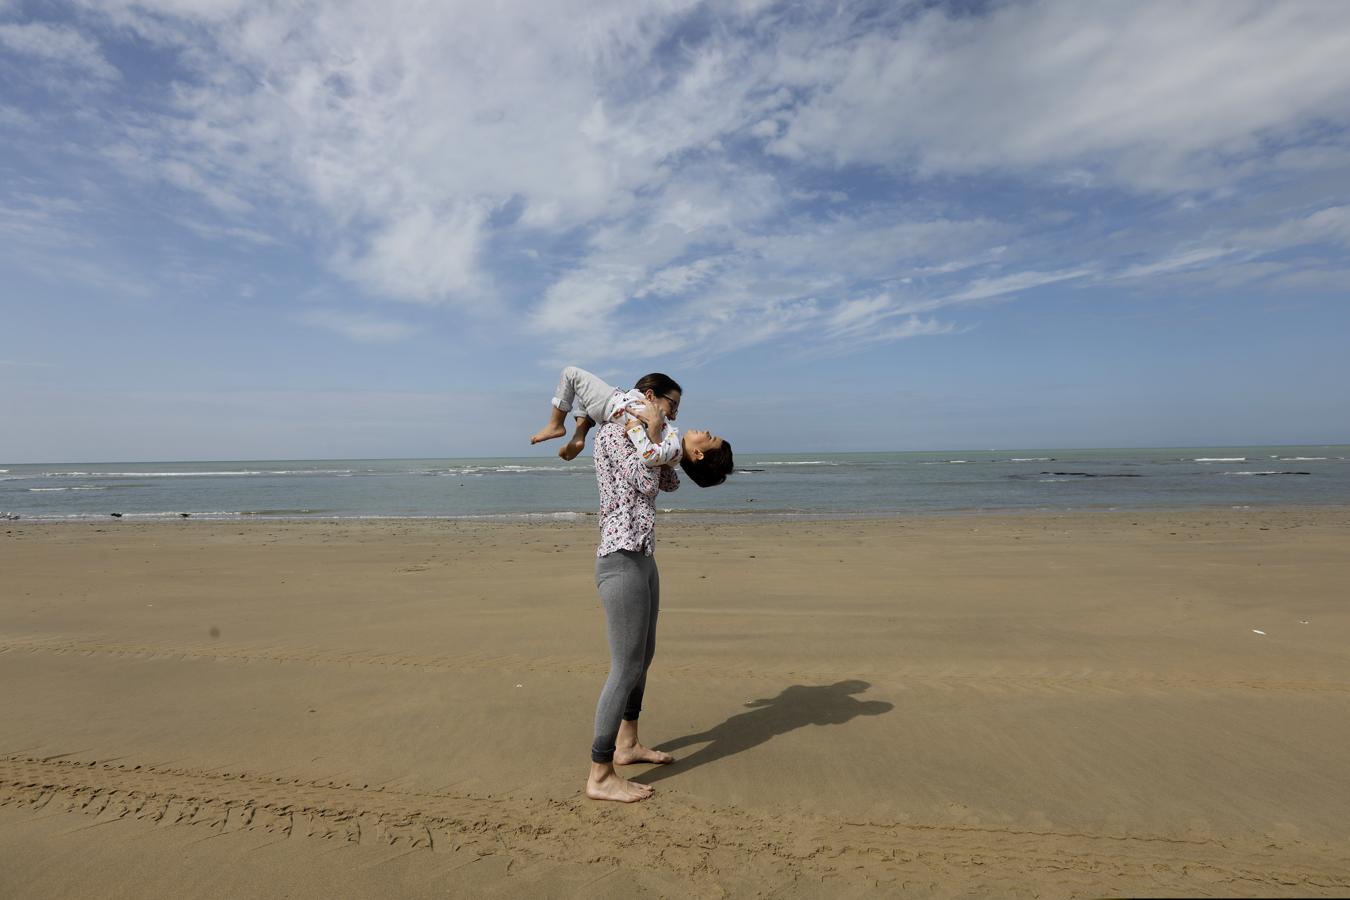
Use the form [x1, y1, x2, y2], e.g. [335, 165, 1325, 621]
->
[636, 680, 892, 785]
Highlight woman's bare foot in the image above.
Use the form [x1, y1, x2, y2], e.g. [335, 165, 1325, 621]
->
[587, 763, 654, 803]
[530, 423, 566, 444]
[614, 743, 674, 765]
[558, 435, 587, 460]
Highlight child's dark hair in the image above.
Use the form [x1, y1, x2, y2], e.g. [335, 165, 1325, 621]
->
[680, 440, 734, 488]
[634, 372, 681, 398]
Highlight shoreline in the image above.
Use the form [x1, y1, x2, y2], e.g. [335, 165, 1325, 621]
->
[8, 499, 1350, 527]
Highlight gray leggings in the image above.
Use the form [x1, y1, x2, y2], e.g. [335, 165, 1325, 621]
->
[591, 549, 660, 763]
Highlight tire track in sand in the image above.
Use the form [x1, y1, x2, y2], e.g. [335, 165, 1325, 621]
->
[2, 754, 1347, 897]
[2, 634, 1348, 697]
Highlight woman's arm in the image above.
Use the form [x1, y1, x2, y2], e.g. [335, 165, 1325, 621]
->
[598, 421, 658, 495]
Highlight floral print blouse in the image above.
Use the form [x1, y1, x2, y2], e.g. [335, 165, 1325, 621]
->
[594, 420, 679, 557]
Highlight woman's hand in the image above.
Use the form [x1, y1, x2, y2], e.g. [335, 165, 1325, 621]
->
[626, 400, 666, 445]
[626, 400, 664, 429]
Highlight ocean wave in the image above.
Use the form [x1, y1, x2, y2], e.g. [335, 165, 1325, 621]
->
[27, 486, 108, 492]
[23, 511, 240, 520]
[1279, 457, 1328, 461]
[754, 461, 840, 466]
[423, 464, 589, 476]
[1009, 457, 1054, 462]
[339, 511, 590, 522]
[36, 469, 356, 478]
[1218, 471, 1311, 476]
[240, 508, 323, 516]
[42, 470, 265, 478]
[1194, 457, 1246, 462]
[1031, 471, 1143, 479]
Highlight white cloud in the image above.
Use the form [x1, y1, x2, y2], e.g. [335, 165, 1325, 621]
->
[0, 103, 34, 129]
[0, 21, 118, 81]
[771, 2, 1350, 191]
[1114, 248, 1234, 281]
[333, 203, 489, 305]
[766, 3, 1350, 191]
[821, 294, 956, 344]
[12, 0, 1349, 365]
[299, 310, 417, 342]
[174, 216, 279, 246]
[1239, 205, 1350, 251]
[929, 268, 1095, 307]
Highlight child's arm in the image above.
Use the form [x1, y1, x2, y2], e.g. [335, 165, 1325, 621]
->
[623, 407, 682, 468]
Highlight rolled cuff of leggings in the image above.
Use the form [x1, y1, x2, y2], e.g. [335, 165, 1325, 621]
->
[590, 744, 615, 764]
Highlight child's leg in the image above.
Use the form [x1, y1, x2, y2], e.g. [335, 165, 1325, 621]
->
[530, 404, 568, 444]
[559, 416, 594, 460]
[531, 367, 582, 444]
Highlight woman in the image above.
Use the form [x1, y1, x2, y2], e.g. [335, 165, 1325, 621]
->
[585, 384, 728, 803]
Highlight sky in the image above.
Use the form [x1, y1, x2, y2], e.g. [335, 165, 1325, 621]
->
[2, 0, 1349, 462]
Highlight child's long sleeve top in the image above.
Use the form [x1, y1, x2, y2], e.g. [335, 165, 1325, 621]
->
[602, 389, 682, 467]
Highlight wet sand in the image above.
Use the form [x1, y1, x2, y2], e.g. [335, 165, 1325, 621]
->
[2, 508, 1349, 898]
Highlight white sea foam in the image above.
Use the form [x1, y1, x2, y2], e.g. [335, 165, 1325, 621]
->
[426, 464, 586, 476]
[1220, 471, 1289, 476]
[44, 470, 266, 478]
[1279, 457, 1327, 461]
[1010, 457, 1053, 462]
[1194, 457, 1245, 462]
[755, 461, 839, 466]
[40, 469, 356, 478]
[27, 486, 107, 492]
[25, 511, 239, 520]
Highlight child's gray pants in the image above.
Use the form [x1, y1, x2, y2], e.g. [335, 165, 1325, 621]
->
[552, 366, 616, 424]
[591, 549, 660, 763]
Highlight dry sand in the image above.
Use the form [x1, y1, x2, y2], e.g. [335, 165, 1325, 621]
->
[2, 508, 1349, 898]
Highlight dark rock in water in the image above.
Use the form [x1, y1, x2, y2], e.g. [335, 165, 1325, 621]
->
[1041, 471, 1142, 478]
[110, 512, 123, 518]
[179, 512, 191, 518]
[1, 512, 19, 520]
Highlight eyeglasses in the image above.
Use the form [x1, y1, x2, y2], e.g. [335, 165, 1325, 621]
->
[660, 394, 680, 415]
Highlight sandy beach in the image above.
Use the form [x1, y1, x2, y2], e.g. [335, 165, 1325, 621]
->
[2, 508, 1349, 898]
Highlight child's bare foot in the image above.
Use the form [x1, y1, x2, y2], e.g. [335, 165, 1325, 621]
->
[614, 743, 674, 765]
[530, 424, 566, 444]
[558, 436, 587, 460]
[587, 768, 654, 803]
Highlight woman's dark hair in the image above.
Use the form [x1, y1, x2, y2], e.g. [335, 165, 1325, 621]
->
[633, 372, 681, 398]
[680, 440, 734, 487]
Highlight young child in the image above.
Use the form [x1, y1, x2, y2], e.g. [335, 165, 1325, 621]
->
[531, 366, 735, 487]
[531, 366, 682, 464]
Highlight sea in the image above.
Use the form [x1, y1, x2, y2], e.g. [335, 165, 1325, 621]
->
[3, 445, 1348, 524]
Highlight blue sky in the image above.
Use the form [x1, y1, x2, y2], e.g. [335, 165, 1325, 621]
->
[2, 0, 1348, 462]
